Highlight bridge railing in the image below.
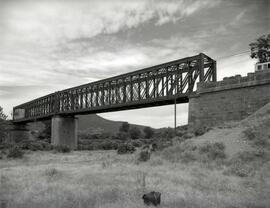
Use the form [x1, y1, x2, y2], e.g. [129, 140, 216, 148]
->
[13, 53, 216, 122]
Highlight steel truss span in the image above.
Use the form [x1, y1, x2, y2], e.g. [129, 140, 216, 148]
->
[13, 53, 216, 122]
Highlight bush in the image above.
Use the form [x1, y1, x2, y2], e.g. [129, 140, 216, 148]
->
[117, 143, 135, 154]
[113, 132, 129, 141]
[162, 140, 197, 163]
[100, 141, 118, 150]
[119, 122, 130, 133]
[7, 146, 24, 158]
[223, 150, 264, 177]
[138, 150, 151, 162]
[243, 127, 269, 147]
[194, 127, 209, 136]
[199, 142, 226, 160]
[131, 140, 143, 147]
[54, 145, 71, 153]
[143, 127, 154, 139]
[19, 140, 52, 151]
[129, 127, 141, 140]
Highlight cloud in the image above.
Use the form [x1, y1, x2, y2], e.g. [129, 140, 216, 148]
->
[0, 0, 265, 127]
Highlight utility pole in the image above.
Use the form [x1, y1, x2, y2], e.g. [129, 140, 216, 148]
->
[174, 98, 177, 134]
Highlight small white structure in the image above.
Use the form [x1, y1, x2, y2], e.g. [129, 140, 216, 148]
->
[255, 62, 270, 71]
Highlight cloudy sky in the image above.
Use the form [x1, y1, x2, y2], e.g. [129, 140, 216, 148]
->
[0, 0, 269, 128]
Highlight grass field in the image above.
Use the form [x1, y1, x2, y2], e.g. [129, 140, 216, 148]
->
[1, 149, 269, 208]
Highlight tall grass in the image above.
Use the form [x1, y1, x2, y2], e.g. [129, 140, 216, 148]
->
[0, 151, 269, 208]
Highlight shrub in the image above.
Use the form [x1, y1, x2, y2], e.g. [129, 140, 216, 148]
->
[243, 127, 269, 147]
[143, 127, 154, 139]
[7, 146, 24, 158]
[138, 150, 151, 162]
[119, 122, 130, 133]
[162, 140, 197, 163]
[223, 151, 263, 177]
[132, 140, 143, 147]
[194, 127, 208, 136]
[54, 145, 71, 153]
[113, 132, 129, 141]
[199, 142, 226, 160]
[129, 127, 141, 140]
[117, 143, 135, 154]
[19, 140, 52, 151]
[150, 157, 163, 166]
[225, 162, 255, 177]
[100, 141, 118, 150]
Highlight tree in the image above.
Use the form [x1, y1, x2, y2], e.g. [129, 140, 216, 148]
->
[143, 126, 154, 139]
[0, 106, 7, 120]
[129, 127, 141, 140]
[249, 34, 270, 63]
[0, 106, 8, 143]
[119, 122, 130, 133]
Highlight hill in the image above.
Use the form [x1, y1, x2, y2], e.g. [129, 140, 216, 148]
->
[77, 114, 149, 134]
[28, 114, 151, 135]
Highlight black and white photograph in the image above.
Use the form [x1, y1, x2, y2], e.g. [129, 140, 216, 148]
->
[0, 0, 269, 207]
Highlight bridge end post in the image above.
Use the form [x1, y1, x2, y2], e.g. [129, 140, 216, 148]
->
[51, 115, 78, 150]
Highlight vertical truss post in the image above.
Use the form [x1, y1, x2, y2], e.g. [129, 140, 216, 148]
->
[213, 60, 217, 82]
[130, 76, 133, 101]
[199, 53, 204, 82]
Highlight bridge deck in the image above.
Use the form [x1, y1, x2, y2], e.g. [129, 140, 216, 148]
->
[13, 53, 216, 123]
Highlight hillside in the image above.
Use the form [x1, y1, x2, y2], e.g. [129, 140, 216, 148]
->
[77, 114, 149, 134]
[186, 102, 270, 158]
[28, 114, 150, 134]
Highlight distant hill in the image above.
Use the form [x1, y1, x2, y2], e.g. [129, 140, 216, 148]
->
[77, 114, 150, 134]
[28, 114, 150, 134]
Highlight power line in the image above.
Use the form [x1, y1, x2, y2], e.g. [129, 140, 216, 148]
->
[215, 50, 250, 60]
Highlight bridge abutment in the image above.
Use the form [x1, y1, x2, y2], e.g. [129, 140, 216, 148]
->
[188, 69, 270, 131]
[51, 115, 78, 149]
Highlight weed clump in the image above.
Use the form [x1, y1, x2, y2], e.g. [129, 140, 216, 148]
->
[7, 146, 24, 158]
[54, 145, 71, 153]
[199, 142, 226, 160]
[243, 127, 269, 147]
[117, 143, 135, 154]
[162, 140, 197, 163]
[224, 150, 267, 177]
[138, 150, 151, 162]
[20, 140, 53, 151]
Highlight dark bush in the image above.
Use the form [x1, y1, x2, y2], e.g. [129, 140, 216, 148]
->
[19, 140, 52, 151]
[113, 132, 129, 141]
[138, 150, 151, 162]
[132, 140, 143, 147]
[143, 127, 154, 139]
[54, 145, 71, 153]
[129, 127, 141, 140]
[194, 127, 208, 136]
[100, 141, 118, 150]
[7, 146, 24, 158]
[119, 122, 130, 133]
[117, 143, 135, 154]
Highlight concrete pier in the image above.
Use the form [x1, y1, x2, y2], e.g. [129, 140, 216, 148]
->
[7, 122, 31, 143]
[51, 115, 78, 149]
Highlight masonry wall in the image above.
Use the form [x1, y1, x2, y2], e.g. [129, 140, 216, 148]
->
[188, 69, 270, 130]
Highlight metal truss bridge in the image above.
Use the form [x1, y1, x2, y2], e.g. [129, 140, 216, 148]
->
[13, 53, 216, 123]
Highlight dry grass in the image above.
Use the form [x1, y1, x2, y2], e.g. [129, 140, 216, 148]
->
[0, 150, 269, 208]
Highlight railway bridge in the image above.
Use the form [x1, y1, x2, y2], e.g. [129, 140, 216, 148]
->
[11, 53, 216, 149]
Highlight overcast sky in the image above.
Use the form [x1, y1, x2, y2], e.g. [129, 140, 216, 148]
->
[0, 0, 269, 128]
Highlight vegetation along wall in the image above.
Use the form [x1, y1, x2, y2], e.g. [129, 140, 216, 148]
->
[188, 69, 270, 130]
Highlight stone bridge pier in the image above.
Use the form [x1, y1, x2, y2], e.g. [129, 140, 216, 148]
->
[51, 115, 78, 150]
